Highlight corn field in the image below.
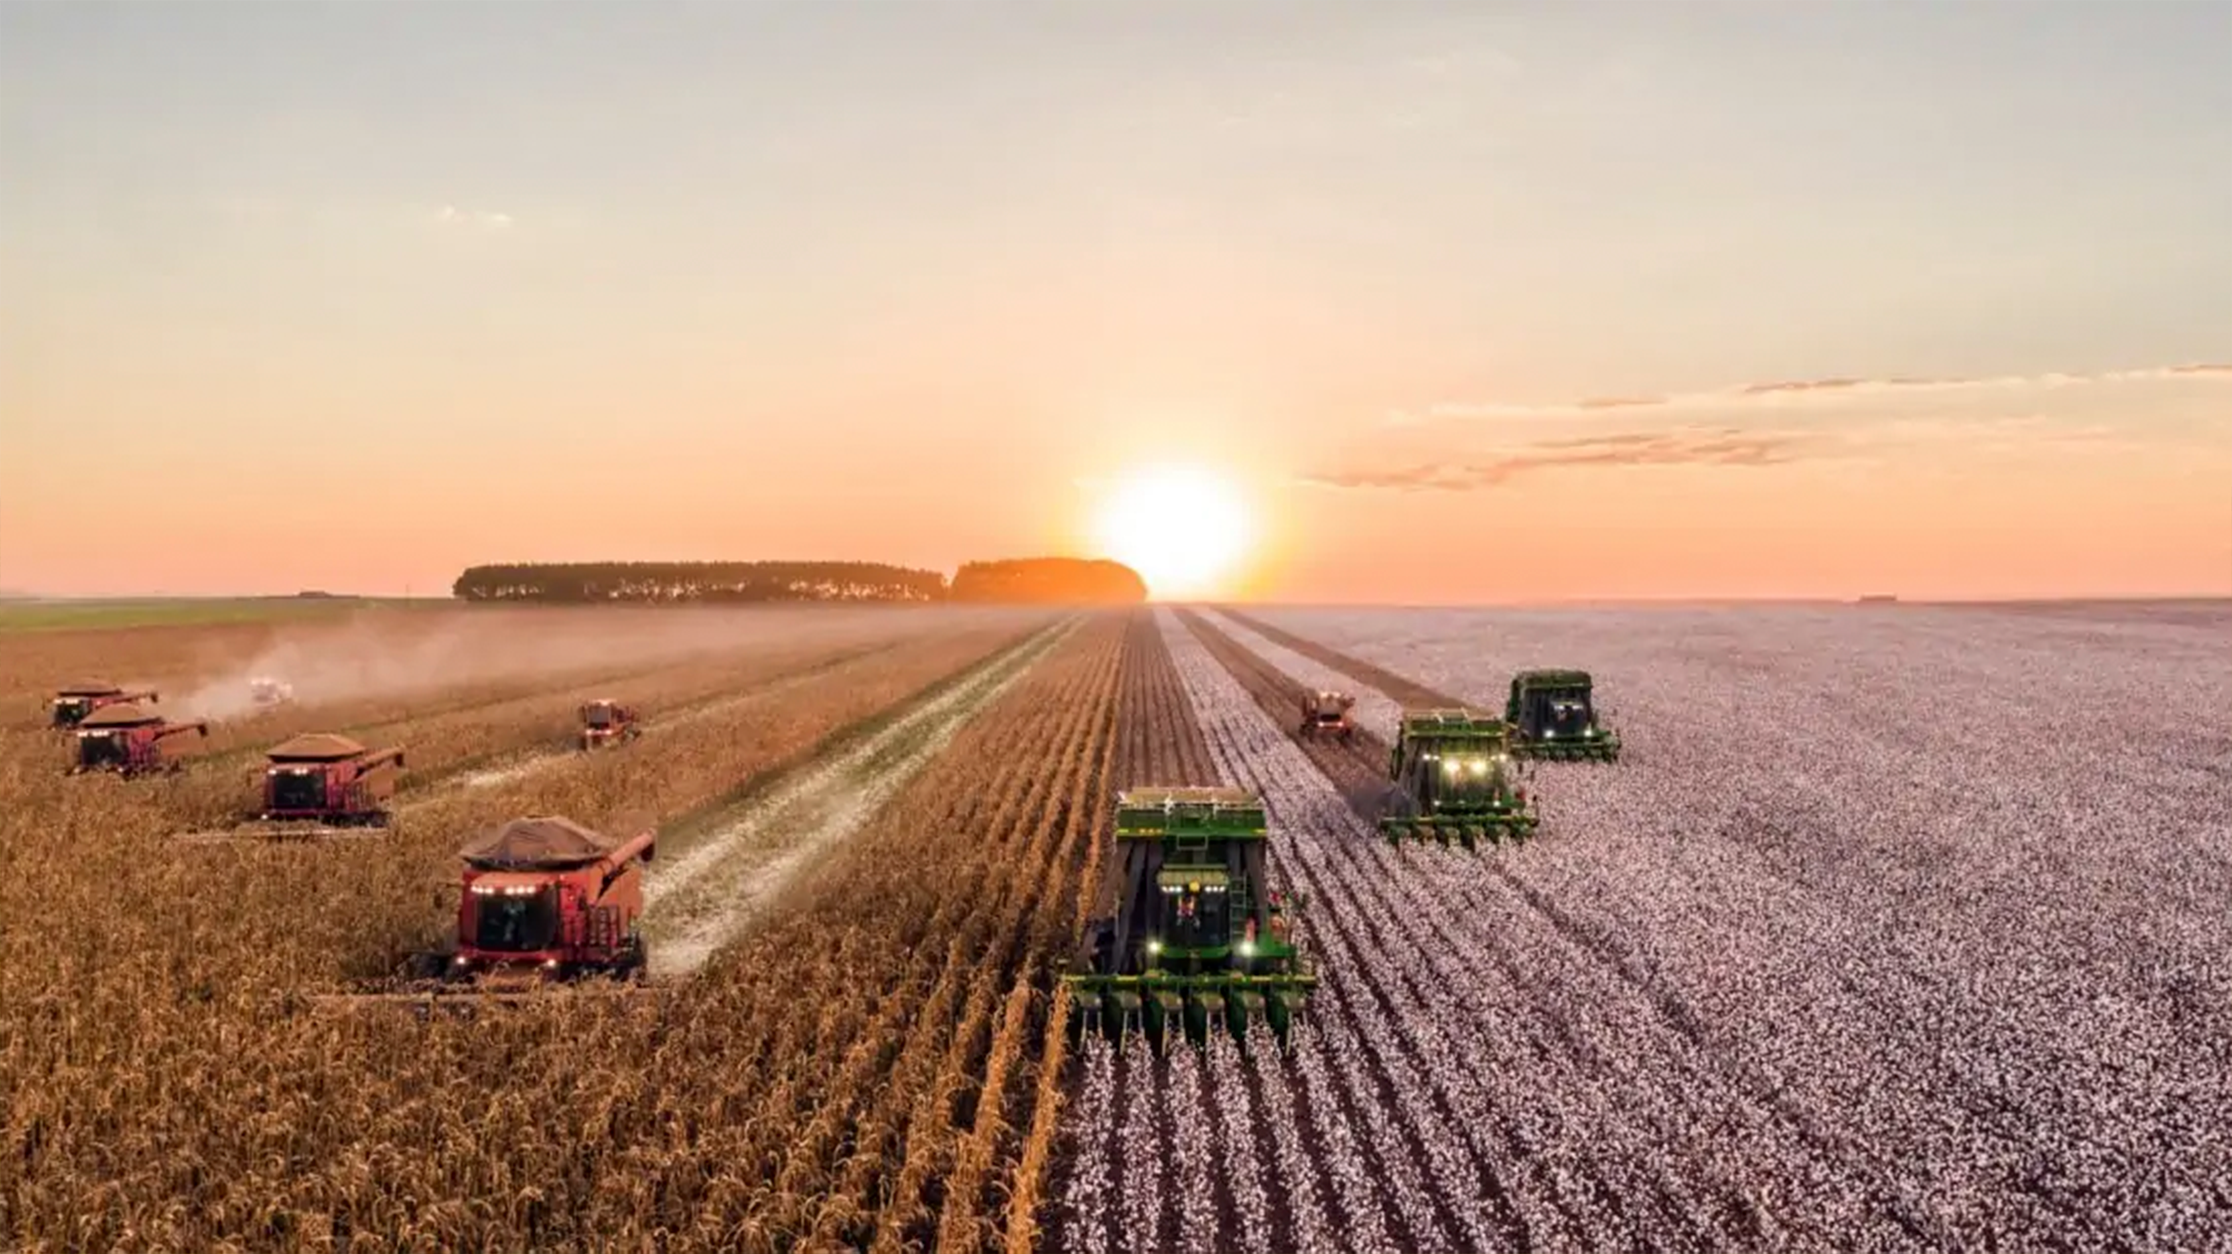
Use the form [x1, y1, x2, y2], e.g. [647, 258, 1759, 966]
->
[4, 599, 2228, 1252]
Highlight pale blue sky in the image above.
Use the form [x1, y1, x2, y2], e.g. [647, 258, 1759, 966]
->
[3, 1, 2228, 599]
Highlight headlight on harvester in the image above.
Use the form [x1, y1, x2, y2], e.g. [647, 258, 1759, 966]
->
[1238, 939, 1255, 958]
[1146, 939, 1162, 956]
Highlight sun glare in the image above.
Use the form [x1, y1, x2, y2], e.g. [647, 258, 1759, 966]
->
[1092, 464, 1254, 600]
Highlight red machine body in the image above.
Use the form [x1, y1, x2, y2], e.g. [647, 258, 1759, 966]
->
[69, 703, 206, 775]
[1298, 690, 1357, 740]
[261, 733, 406, 827]
[578, 699, 642, 750]
[440, 816, 655, 989]
[51, 680, 158, 729]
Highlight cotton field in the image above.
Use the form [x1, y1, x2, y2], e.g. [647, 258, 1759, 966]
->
[1048, 601, 2232, 1254]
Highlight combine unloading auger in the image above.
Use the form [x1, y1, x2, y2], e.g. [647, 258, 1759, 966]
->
[1063, 787, 1316, 1050]
[1379, 709, 1539, 848]
[175, 734, 406, 844]
[1505, 669, 1620, 762]
[318, 816, 655, 1016]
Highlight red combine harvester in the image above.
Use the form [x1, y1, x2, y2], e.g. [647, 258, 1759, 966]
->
[50, 680, 158, 729]
[325, 816, 655, 1013]
[1298, 691, 1357, 740]
[178, 733, 407, 843]
[67, 703, 207, 776]
[578, 699, 641, 750]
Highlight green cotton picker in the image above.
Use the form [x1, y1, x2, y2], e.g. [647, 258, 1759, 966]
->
[1379, 709, 1539, 848]
[1063, 787, 1315, 1050]
[1504, 669, 1622, 762]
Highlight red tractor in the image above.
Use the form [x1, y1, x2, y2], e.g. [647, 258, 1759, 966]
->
[1298, 690, 1357, 741]
[328, 817, 656, 1011]
[51, 680, 158, 729]
[578, 699, 642, 750]
[67, 703, 207, 775]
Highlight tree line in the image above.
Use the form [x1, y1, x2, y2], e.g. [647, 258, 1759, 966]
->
[450, 558, 1147, 605]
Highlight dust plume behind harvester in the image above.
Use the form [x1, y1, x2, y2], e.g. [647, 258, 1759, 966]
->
[249, 676, 295, 707]
[1297, 689, 1357, 740]
[1505, 669, 1620, 761]
[50, 680, 158, 729]
[1379, 709, 1538, 847]
[577, 699, 641, 751]
[1065, 787, 1315, 1050]
[66, 704, 207, 776]
[175, 734, 406, 844]
[322, 816, 655, 1014]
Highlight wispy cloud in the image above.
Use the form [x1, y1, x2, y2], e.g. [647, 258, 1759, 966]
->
[1301, 426, 1802, 492]
[432, 204, 514, 230]
[1388, 362, 2232, 426]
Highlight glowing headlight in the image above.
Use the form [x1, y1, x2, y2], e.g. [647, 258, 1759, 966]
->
[1146, 939, 1162, 955]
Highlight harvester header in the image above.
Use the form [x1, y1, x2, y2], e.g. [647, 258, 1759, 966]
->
[1068, 786, 1314, 1048]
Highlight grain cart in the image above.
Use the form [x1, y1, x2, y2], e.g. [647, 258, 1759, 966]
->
[1380, 709, 1538, 847]
[67, 703, 207, 776]
[177, 733, 407, 843]
[1505, 669, 1620, 762]
[324, 816, 655, 1014]
[1064, 786, 1315, 1049]
[50, 680, 158, 729]
[578, 699, 642, 750]
[1297, 690, 1357, 740]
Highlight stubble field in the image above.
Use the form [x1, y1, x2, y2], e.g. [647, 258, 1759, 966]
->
[3, 598, 2225, 1253]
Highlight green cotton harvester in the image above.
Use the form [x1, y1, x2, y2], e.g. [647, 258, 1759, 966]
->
[1064, 787, 1315, 1049]
[1380, 709, 1539, 848]
[1504, 669, 1621, 762]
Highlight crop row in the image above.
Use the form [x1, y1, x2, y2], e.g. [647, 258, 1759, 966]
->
[0, 608, 1131, 1252]
[1197, 603, 2232, 1250]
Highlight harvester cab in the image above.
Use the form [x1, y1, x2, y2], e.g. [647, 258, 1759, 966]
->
[578, 700, 642, 750]
[1505, 670, 1620, 761]
[330, 817, 656, 1012]
[1064, 786, 1315, 1050]
[1380, 709, 1538, 848]
[1298, 690, 1357, 740]
[50, 680, 157, 729]
[67, 703, 206, 776]
[250, 677, 295, 707]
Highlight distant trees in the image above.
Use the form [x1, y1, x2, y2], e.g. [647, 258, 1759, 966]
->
[949, 558, 1147, 604]
[451, 562, 946, 604]
[449, 558, 1147, 605]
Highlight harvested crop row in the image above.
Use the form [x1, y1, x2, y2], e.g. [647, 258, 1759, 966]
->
[0, 613, 1109, 1253]
[135, 631, 926, 831]
[1214, 603, 2232, 1250]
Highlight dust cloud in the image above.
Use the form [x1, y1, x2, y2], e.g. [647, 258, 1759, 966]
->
[168, 606, 970, 723]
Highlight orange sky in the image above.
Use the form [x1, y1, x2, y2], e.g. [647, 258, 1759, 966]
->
[3, 5, 2229, 602]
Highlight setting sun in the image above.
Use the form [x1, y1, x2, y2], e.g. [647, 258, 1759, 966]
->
[1091, 464, 1254, 600]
